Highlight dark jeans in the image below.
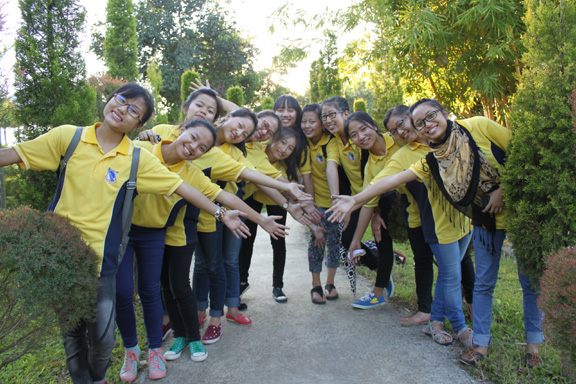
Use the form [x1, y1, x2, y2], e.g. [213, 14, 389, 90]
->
[239, 196, 287, 288]
[193, 226, 226, 317]
[62, 275, 116, 384]
[354, 192, 396, 289]
[461, 245, 475, 304]
[161, 243, 201, 342]
[116, 226, 165, 349]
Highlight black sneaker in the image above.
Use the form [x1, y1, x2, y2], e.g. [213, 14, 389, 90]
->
[273, 287, 287, 303]
[239, 283, 250, 298]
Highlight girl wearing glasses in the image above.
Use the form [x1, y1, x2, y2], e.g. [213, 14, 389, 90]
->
[343, 111, 401, 309]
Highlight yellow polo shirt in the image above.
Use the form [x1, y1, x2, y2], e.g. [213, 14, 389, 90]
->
[131, 141, 223, 246]
[363, 133, 400, 208]
[14, 124, 183, 276]
[308, 133, 339, 208]
[253, 161, 288, 206]
[243, 142, 283, 200]
[335, 137, 364, 195]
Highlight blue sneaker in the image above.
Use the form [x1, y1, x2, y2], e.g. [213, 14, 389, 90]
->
[351, 292, 385, 309]
[386, 277, 395, 298]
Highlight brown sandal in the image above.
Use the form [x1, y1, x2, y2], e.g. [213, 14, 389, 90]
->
[311, 286, 326, 304]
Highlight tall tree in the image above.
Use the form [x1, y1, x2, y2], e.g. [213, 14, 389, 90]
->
[14, 0, 94, 209]
[309, 31, 342, 101]
[136, 0, 256, 121]
[502, 0, 576, 279]
[103, 0, 138, 80]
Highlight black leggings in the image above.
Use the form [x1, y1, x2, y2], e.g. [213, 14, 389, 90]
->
[239, 196, 288, 288]
[160, 243, 200, 342]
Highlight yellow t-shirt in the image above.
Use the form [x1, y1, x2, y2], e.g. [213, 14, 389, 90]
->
[253, 161, 288, 206]
[14, 124, 183, 276]
[308, 133, 339, 208]
[363, 133, 401, 207]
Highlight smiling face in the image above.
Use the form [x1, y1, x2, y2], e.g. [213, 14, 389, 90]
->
[102, 93, 147, 133]
[221, 116, 256, 144]
[251, 115, 280, 142]
[385, 114, 419, 145]
[275, 104, 298, 129]
[175, 125, 214, 160]
[183, 93, 218, 124]
[267, 135, 297, 162]
[347, 119, 379, 150]
[411, 103, 448, 143]
[301, 111, 323, 141]
[321, 104, 348, 137]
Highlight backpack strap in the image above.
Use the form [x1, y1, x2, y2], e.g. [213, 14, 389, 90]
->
[56, 126, 84, 179]
[117, 146, 140, 264]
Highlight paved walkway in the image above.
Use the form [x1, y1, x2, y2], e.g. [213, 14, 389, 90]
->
[140, 217, 476, 384]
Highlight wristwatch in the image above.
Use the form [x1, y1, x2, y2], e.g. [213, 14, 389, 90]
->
[282, 201, 289, 210]
[214, 206, 227, 221]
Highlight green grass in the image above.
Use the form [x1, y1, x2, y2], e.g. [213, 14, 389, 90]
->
[357, 231, 571, 383]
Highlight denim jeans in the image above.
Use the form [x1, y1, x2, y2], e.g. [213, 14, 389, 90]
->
[62, 275, 116, 384]
[116, 225, 165, 349]
[407, 226, 434, 314]
[161, 243, 201, 342]
[223, 222, 244, 308]
[472, 227, 544, 347]
[429, 232, 472, 333]
[193, 226, 226, 317]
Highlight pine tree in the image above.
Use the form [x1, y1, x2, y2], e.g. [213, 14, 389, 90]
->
[103, 0, 138, 81]
[503, 0, 576, 279]
[14, 0, 93, 209]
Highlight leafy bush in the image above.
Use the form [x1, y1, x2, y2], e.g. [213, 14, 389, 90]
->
[539, 247, 576, 377]
[180, 70, 200, 122]
[353, 99, 367, 112]
[227, 86, 245, 108]
[260, 96, 274, 111]
[0, 207, 99, 370]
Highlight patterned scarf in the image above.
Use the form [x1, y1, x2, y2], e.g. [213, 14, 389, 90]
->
[425, 120, 500, 230]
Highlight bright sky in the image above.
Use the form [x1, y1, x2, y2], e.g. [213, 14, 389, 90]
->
[1, 0, 359, 95]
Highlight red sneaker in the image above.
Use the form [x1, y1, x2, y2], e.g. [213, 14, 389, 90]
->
[202, 325, 223, 344]
[161, 322, 172, 340]
[226, 312, 252, 326]
[198, 314, 207, 327]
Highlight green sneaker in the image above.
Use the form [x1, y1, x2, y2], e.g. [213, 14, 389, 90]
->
[163, 337, 189, 361]
[190, 340, 208, 362]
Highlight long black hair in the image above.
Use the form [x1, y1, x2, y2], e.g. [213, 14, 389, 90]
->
[273, 95, 308, 168]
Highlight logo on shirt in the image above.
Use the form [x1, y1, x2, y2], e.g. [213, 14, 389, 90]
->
[105, 168, 118, 183]
[348, 152, 355, 161]
[316, 155, 324, 163]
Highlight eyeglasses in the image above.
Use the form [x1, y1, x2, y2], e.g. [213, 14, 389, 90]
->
[389, 119, 405, 136]
[114, 93, 143, 122]
[414, 109, 441, 130]
[321, 110, 344, 122]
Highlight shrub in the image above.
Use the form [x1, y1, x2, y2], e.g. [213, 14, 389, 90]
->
[260, 96, 274, 111]
[227, 86, 245, 108]
[353, 99, 367, 112]
[0, 207, 99, 370]
[539, 247, 576, 377]
[180, 70, 200, 122]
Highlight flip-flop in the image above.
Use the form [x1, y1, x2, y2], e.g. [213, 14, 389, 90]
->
[325, 284, 339, 300]
[311, 286, 326, 304]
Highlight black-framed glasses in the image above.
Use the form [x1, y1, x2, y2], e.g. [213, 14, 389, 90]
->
[114, 93, 143, 122]
[321, 110, 344, 122]
[390, 119, 405, 136]
[414, 109, 441, 130]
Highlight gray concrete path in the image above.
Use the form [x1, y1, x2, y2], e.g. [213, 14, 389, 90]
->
[140, 217, 476, 384]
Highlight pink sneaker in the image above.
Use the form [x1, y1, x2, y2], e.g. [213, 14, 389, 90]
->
[226, 312, 252, 326]
[202, 325, 223, 344]
[147, 348, 167, 380]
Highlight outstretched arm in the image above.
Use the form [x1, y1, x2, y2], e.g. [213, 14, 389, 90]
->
[215, 190, 289, 240]
[0, 148, 22, 167]
[327, 170, 416, 222]
[190, 79, 239, 112]
[175, 182, 250, 238]
[240, 168, 312, 202]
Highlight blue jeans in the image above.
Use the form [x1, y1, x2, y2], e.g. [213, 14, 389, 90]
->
[115, 226, 165, 349]
[223, 224, 243, 308]
[429, 232, 472, 333]
[193, 226, 226, 317]
[62, 275, 116, 384]
[472, 227, 545, 347]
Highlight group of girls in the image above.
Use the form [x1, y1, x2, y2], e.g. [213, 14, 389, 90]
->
[115, 87, 317, 381]
[327, 99, 544, 367]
